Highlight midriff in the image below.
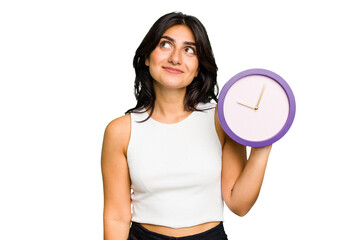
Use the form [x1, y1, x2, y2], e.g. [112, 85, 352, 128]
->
[140, 221, 221, 237]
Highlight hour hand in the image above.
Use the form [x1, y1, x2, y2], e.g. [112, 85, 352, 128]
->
[237, 100, 257, 110]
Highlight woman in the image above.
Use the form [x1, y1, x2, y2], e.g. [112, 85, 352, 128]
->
[101, 12, 272, 240]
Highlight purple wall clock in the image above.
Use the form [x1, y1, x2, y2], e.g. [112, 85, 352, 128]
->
[217, 69, 296, 147]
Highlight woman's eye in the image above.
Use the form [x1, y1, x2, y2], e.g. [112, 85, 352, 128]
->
[160, 41, 171, 49]
[185, 47, 196, 55]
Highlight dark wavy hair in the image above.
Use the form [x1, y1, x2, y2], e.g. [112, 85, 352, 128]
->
[125, 12, 218, 120]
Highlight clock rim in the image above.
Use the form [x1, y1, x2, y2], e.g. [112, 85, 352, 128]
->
[218, 68, 296, 147]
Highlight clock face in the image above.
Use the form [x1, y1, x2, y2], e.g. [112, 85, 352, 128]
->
[218, 69, 296, 147]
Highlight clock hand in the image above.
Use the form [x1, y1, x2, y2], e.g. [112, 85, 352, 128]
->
[237, 101, 257, 110]
[255, 83, 266, 110]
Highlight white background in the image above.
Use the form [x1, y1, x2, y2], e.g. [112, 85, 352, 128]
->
[1, 0, 359, 239]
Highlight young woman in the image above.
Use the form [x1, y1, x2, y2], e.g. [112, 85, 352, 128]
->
[101, 12, 272, 240]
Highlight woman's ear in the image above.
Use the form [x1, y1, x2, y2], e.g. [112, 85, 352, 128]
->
[145, 58, 150, 66]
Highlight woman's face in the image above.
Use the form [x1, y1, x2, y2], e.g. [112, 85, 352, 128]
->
[145, 25, 199, 91]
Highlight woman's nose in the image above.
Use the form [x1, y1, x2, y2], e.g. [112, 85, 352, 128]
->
[168, 48, 182, 65]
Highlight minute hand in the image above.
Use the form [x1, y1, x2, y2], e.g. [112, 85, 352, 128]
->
[255, 84, 266, 110]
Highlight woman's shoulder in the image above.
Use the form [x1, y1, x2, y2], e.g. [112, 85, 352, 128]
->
[196, 101, 217, 110]
[103, 114, 131, 153]
[106, 114, 131, 133]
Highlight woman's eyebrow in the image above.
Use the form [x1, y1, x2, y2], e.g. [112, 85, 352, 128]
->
[161, 36, 196, 46]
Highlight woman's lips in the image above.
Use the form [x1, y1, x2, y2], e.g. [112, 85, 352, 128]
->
[162, 66, 183, 74]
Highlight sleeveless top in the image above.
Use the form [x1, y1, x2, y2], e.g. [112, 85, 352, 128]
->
[126, 102, 224, 228]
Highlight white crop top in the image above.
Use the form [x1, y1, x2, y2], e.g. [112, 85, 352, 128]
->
[127, 102, 224, 228]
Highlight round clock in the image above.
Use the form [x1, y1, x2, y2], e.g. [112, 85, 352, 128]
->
[217, 68, 296, 147]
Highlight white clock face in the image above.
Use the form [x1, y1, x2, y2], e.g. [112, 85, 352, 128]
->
[223, 75, 289, 142]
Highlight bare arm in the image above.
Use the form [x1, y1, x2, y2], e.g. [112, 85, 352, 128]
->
[224, 140, 271, 216]
[101, 115, 132, 240]
[215, 106, 272, 216]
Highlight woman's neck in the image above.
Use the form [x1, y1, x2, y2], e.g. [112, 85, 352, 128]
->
[149, 86, 191, 123]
